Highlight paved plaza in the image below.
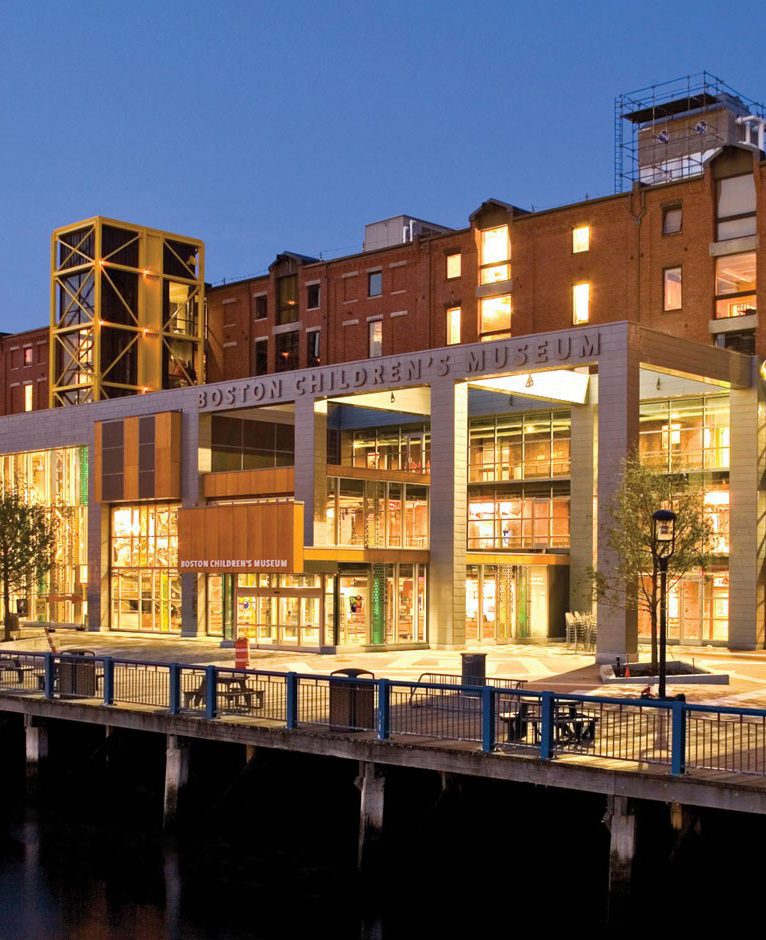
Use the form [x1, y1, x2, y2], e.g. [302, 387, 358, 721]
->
[6, 628, 766, 708]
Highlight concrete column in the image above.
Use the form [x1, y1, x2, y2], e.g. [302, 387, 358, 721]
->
[86, 436, 108, 631]
[729, 366, 766, 649]
[163, 735, 190, 831]
[357, 762, 386, 878]
[181, 408, 202, 637]
[605, 795, 636, 925]
[428, 377, 468, 648]
[294, 398, 328, 546]
[595, 341, 640, 663]
[25, 716, 48, 797]
[569, 392, 596, 613]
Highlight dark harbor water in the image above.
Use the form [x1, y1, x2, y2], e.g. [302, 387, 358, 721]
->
[0, 718, 763, 937]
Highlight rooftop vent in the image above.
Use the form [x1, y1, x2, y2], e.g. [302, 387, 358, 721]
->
[363, 215, 453, 252]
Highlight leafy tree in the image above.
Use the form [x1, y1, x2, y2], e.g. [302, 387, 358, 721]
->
[586, 452, 714, 671]
[0, 487, 57, 642]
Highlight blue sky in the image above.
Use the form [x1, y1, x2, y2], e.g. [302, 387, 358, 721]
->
[1, 0, 765, 331]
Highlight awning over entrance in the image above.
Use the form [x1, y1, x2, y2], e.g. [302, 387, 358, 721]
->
[178, 502, 304, 574]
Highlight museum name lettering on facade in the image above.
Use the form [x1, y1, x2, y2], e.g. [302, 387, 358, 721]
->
[197, 332, 601, 411]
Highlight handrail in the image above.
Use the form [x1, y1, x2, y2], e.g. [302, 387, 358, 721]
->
[0, 650, 764, 780]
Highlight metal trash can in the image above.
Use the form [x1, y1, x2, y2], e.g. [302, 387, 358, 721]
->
[5, 613, 19, 638]
[461, 652, 487, 688]
[59, 649, 97, 697]
[329, 668, 375, 731]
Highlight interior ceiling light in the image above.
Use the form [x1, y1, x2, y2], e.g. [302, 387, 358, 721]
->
[390, 392, 395, 404]
[525, 374, 534, 388]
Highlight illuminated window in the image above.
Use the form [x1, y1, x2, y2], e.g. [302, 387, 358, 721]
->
[479, 295, 511, 340]
[446, 252, 461, 279]
[480, 226, 510, 284]
[715, 252, 756, 318]
[572, 283, 590, 324]
[447, 306, 461, 345]
[369, 319, 383, 357]
[23, 384, 33, 412]
[572, 226, 589, 253]
[275, 330, 299, 372]
[23, 347, 33, 366]
[663, 267, 682, 311]
[662, 207, 682, 235]
[277, 275, 298, 324]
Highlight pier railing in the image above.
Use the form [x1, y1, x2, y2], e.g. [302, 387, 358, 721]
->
[1, 650, 765, 778]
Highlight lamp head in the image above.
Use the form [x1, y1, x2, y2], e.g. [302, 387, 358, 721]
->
[652, 508, 677, 559]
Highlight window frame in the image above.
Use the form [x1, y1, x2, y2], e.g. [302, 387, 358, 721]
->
[252, 293, 268, 321]
[368, 319, 383, 357]
[253, 337, 268, 376]
[306, 283, 321, 310]
[663, 266, 683, 312]
[446, 306, 461, 345]
[367, 271, 383, 298]
[662, 206, 683, 236]
[572, 226, 590, 254]
[446, 252, 462, 280]
[572, 282, 590, 324]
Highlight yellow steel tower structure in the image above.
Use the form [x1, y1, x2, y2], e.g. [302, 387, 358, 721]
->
[50, 217, 205, 406]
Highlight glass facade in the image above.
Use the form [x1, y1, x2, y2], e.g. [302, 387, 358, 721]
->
[639, 570, 729, 643]
[110, 504, 181, 633]
[347, 424, 430, 473]
[469, 411, 570, 482]
[467, 485, 570, 550]
[326, 478, 429, 548]
[465, 564, 551, 642]
[0, 447, 88, 625]
[639, 396, 729, 472]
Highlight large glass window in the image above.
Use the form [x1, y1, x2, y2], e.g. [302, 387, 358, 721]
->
[211, 415, 294, 472]
[717, 175, 756, 241]
[276, 275, 299, 324]
[715, 252, 756, 319]
[275, 330, 299, 371]
[327, 479, 429, 548]
[348, 425, 430, 473]
[479, 295, 511, 340]
[0, 446, 88, 627]
[467, 485, 570, 550]
[480, 226, 510, 284]
[639, 395, 729, 472]
[469, 411, 570, 482]
[110, 504, 180, 633]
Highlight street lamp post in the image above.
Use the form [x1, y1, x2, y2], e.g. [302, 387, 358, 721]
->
[652, 508, 677, 699]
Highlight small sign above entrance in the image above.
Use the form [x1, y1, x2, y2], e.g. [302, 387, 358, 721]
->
[178, 502, 304, 573]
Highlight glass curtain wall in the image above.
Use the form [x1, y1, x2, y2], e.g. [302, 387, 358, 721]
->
[327, 478, 429, 548]
[111, 504, 181, 632]
[465, 565, 549, 642]
[469, 411, 570, 482]
[0, 446, 88, 625]
[467, 485, 569, 550]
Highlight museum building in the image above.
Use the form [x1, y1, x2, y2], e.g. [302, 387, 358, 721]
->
[0, 75, 764, 662]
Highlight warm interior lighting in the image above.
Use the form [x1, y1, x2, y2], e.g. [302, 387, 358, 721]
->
[479, 295, 511, 339]
[572, 282, 590, 324]
[481, 226, 510, 266]
[572, 226, 590, 253]
[447, 306, 461, 345]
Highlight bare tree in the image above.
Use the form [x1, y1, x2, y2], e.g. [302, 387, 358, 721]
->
[586, 452, 714, 670]
[0, 487, 57, 642]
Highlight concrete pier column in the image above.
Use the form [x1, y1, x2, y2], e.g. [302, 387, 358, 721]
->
[729, 367, 766, 649]
[605, 795, 636, 924]
[357, 762, 386, 878]
[595, 336, 640, 663]
[569, 393, 596, 613]
[428, 377, 468, 648]
[25, 716, 48, 796]
[294, 398, 328, 546]
[163, 735, 190, 831]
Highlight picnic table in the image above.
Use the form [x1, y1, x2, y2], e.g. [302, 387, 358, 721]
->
[500, 701, 598, 747]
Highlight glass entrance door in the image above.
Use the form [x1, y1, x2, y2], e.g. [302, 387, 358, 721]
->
[236, 589, 321, 648]
[339, 575, 368, 645]
[278, 596, 299, 645]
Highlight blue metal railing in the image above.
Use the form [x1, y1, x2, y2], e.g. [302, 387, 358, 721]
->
[1, 650, 765, 780]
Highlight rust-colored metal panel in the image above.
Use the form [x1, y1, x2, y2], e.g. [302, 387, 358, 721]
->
[201, 467, 295, 499]
[123, 417, 139, 501]
[178, 502, 304, 573]
[155, 411, 181, 499]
